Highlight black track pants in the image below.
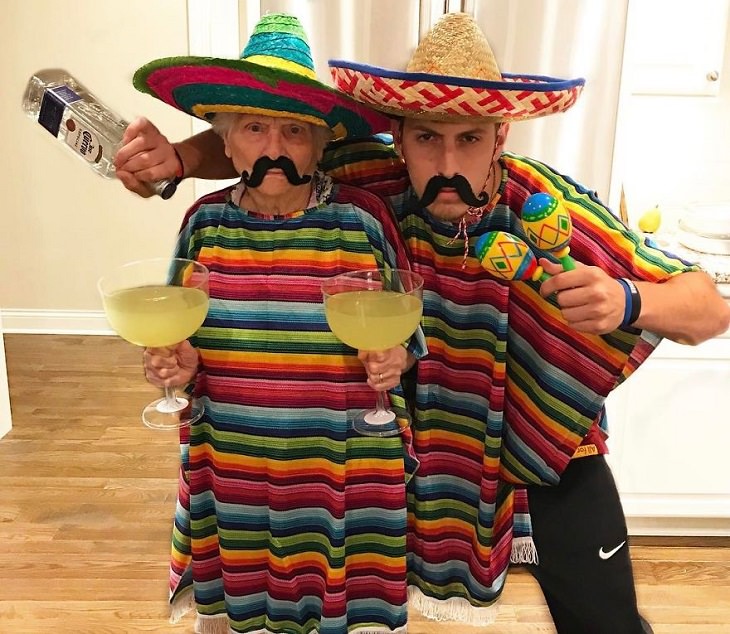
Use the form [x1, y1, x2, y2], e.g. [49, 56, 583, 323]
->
[525, 455, 652, 634]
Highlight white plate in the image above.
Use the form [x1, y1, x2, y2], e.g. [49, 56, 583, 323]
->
[680, 202, 730, 238]
[677, 227, 730, 255]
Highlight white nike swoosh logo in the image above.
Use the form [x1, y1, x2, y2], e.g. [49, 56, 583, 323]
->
[599, 540, 626, 560]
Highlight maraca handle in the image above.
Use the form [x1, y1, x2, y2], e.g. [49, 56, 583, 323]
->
[534, 268, 551, 283]
[552, 246, 576, 271]
[526, 264, 550, 282]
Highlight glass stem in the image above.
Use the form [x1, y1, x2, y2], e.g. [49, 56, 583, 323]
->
[375, 389, 389, 414]
[155, 385, 188, 414]
[164, 386, 179, 408]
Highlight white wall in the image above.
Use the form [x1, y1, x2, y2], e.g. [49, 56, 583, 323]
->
[2, 0, 424, 333]
[1, 0, 196, 332]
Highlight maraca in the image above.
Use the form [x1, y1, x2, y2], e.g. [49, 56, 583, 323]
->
[474, 231, 549, 282]
[521, 192, 576, 271]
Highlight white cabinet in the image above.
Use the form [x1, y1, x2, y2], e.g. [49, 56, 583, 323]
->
[626, 0, 729, 96]
[605, 329, 730, 535]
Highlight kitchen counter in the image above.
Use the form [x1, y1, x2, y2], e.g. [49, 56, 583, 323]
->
[645, 231, 730, 297]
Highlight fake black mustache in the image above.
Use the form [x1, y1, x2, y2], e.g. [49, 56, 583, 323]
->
[412, 174, 490, 209]
[241, 156, 312, 188]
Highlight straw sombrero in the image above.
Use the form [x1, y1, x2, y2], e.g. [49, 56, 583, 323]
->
[133, 13, 389, 140]
[329, 12, 585, 123]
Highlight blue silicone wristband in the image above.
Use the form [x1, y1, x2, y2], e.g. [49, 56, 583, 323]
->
[617, 278, 642, 326]
[616, 278, 633, 326]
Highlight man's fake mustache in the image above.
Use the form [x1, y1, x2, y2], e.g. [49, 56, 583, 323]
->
[241, 156, 313, 188]
[410, 174, 490, 209]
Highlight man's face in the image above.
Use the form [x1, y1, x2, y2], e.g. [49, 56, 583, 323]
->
[223, 114, 319, 197]
[397, 118, 507, 222]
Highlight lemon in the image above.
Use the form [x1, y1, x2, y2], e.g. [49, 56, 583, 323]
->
[638, 205, 661, 233]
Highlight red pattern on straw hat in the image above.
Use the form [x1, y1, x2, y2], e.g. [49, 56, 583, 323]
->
[329, 13, 584, 123]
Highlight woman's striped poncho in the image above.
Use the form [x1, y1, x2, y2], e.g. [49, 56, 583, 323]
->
[168, 180, 425, 634]
[323, 139, 696, 624]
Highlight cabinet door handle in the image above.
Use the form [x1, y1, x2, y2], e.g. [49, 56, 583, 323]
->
[707, 70, 720, 82]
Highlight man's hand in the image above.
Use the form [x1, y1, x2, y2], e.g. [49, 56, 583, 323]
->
[539, 258, 625, 335]
[114, 117, 182, 197]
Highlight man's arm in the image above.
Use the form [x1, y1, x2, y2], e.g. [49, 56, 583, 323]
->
[540, 260, 730, 345]
[632, 271, 730, 344]
[173, 130, 236, 180]
[115, 118, 405, 200]
[114, 118, 236, 197]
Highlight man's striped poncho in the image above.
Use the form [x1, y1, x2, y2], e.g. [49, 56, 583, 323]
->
[323, 139, 696, 624]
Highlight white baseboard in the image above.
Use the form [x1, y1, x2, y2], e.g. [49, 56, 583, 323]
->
[622, 493, 730, 536]
[627, 516, 730, 537]
[1, 309, 113, 335]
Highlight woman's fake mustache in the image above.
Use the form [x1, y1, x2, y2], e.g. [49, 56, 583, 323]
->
[241, 156, 313, 187]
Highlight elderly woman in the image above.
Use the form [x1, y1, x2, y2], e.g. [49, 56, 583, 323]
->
[133, 14, 424, 634]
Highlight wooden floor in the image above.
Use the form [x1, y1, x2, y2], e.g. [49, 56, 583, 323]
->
[1, 334, 729, 633]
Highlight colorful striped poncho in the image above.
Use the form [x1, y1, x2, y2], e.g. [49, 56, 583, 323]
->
[169, 177, 426, 634]
[322, 138, 696, 624]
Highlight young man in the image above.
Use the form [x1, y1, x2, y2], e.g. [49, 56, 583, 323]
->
[115, 13, 730, 634]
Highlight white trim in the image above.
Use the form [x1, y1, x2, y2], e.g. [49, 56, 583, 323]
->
[606, 1, 638, 214]
[187, 0, 241, 200]
[1, 309, 112, 335]
[621, 493, 730, 520]
[0, 313, 12, 439]
[626, 516, 730, 537]
[420, 1, 444, 40]
[238, 1, 262, 38]
[623, 493, 730, 536]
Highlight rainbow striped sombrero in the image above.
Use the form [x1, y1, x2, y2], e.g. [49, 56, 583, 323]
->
[133, 14, 389, 140]
[329, 12, 585, 123]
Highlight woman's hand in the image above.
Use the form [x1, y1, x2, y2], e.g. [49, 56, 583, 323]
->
[357, 346, 416, 391]
[143, 341, 200, 388]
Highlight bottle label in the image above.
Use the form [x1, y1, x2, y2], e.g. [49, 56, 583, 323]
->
[64, 118, 105, 163]
[38, 86, 82, 136]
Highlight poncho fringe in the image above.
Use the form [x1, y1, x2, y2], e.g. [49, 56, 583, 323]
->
[408, 586, 499, 626]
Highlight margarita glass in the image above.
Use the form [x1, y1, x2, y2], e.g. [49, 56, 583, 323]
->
[322, 268, 423, 436]
[98, 258, 209, 429]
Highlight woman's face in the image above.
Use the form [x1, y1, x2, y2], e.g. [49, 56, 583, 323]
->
[223, 114, 320, 198]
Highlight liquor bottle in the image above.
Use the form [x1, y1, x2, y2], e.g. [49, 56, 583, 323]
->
[22, 68, 178, 199]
